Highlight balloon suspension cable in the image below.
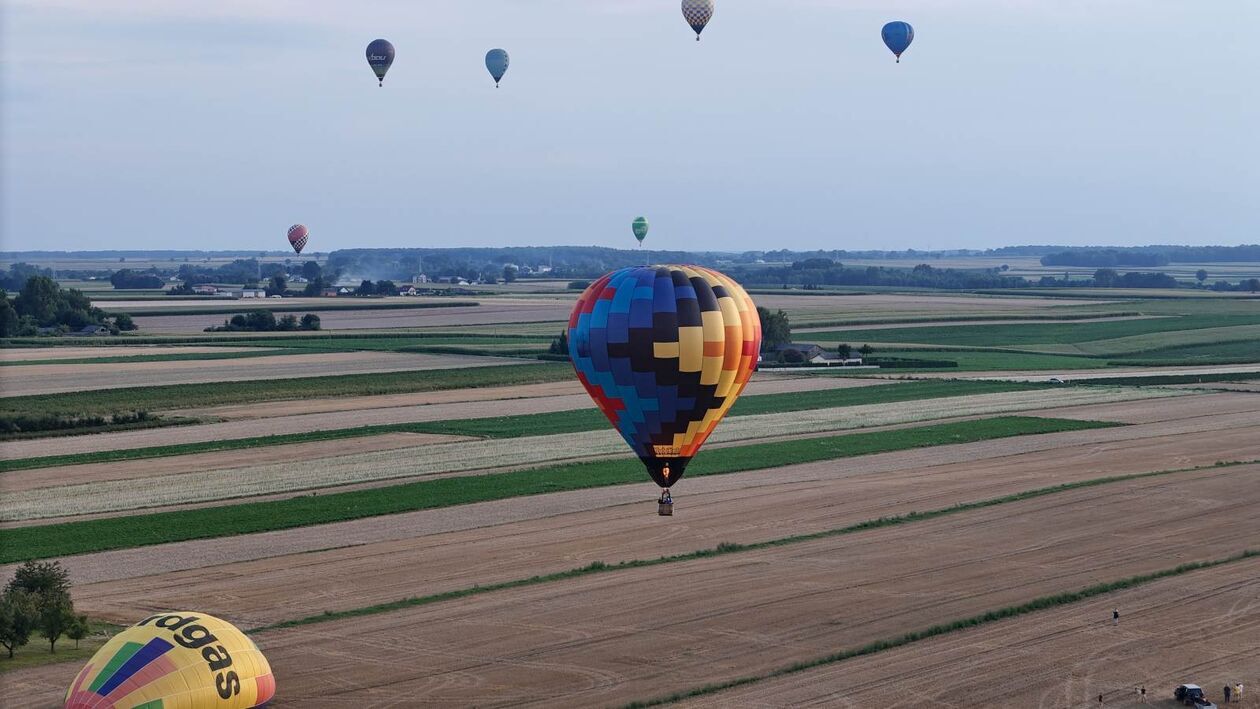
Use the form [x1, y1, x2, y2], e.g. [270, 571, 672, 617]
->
[378, 80, 383, 87]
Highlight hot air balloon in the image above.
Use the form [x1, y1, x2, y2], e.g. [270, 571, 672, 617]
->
[65, 611, 275, 709]
[366, 38, 395, 86]
[681, 0, 715, 41]
[632, 217, 650, 246]
[882, 21, 914, 62]
[568, 265, 760, 512]
[485, 48, 509, 87]
[287, 224, 309, 254]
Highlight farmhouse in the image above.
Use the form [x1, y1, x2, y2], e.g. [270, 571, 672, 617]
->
[772, 343, 862, 366]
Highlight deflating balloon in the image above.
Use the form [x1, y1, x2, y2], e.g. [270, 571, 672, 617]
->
[65, 611, 275, 709]
[366, 38, 395, 86]
[632, 217, 650, 244]
[681, 0, 715, 41]
[287, 224, 309, 254]
[882, 21, 914, 62]
[485, 48, 509, 87]
[568, 265, 761, 488]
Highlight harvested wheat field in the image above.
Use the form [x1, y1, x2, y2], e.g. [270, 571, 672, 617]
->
[683, 558, 1260, 708]
[0, 345, 272, 362]
[0, 351, 521, 397]
[753, 294, 1110, 325]
[53, 410, 1260, 628]
[131, 298, 574, 333]
[195, 467, 1260, 706]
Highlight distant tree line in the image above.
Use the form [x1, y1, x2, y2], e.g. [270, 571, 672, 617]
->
[1040, 250, 1170, 267]
[728, 259, 1031, 290]
[109, 268, 165, 289]
[1040, 244, 1260, 265]
[204, 310, 321, 332]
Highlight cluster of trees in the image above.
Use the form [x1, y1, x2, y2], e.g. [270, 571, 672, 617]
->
[204, 310, 321, 332]
[353, 279, 399, 296]
[109, 268, 165, 289]
[0, 561, 88, 657]
[757, 307, 792, 351]
[1090, 269, 1179, 288]
[173, 259, 266, 286]
[1040, 250, 1170, 267]
[0, 276, 136, 337]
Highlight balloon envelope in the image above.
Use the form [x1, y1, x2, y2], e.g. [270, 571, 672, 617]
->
[287, 224, 309, 254]
[881, 21, 914, 60]
[632, 217, 650, 243]
[681, 0, 715, 39]
[568, 265, 760, 487]
[65, 611, 275, 709]
[366, 38, 395, 85]
[485, 48, 509, 86]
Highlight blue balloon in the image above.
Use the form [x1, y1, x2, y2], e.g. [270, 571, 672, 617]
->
[881, 21, 914, 62]
[366, 39, 395, 86]
[485, 48, 510, 87]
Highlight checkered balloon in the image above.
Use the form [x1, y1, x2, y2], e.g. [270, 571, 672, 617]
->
[681, 0, 714, 39]
[568, 265, 760, 488]
[287, 224, 309, 254]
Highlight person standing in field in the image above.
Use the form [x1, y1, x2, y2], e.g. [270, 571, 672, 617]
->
[1225, 684, 1232, 703]
[1112, 608, 1120, 625]
[1236, 682, 1243, 701]
[1140, 685, 1146, 703]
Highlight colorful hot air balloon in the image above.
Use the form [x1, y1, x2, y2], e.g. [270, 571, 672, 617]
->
[882, 21, 914, 62]
[366, 38, 395, 86]
[568, 265, 760, 502]
[65, 611, 275, 709]
[632, 217, 650, 245]
[287, 224, 309, 254]
[681, 0, 715, 41]
[485, 48, 509, 87]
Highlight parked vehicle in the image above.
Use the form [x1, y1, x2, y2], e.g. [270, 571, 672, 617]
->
[1174, 684, 1217, 708]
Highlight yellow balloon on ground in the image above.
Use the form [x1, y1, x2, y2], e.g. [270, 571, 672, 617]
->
[65, 611, 275, 709]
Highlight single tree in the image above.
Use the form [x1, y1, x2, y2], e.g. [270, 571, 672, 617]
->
[1195, 269, 1209, 284]
[300, 313, 321, 331]
[0, 292, 18, 338]
[502, 265, 518, 283]
[1245, 278, 1260, 293]
[38, 593, 75, 653]
[113, 313, 137, 331]
[356, 279, 376, 296]
[836, 343, 852, 359]
[757, 307, 792, 352]
[6, 560, 70, 599]
[859, 344, 874, 356]
[375, 280, 397, 295]
[0, 588, 36, 658]
[277, 314, 300, 331]
[301, 261, 322, 281]
[549, 330, 568, 355]
[66, 614, 90, 649]
[266, 275, 287, 297]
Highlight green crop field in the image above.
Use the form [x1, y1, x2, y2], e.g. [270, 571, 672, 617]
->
[0, 417, 1114, 562]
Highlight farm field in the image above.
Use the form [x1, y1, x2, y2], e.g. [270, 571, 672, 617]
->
[3, 286, 1259, 706]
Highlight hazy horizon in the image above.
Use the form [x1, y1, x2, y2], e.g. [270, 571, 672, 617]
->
[4, 0, 1258, 253]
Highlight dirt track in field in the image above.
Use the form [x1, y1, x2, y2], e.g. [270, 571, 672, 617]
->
[0, 351, 520, 397]
[33, 394, 1260, 624]
[0, 375, 889, 461]
[0, 346, 271, 362]
[794, 314, 1164, 333]
[683, 559, 1260, 708]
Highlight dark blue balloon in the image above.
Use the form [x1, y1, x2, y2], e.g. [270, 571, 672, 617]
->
[881, 21, 914, 62]
[366, 39, 395, 86]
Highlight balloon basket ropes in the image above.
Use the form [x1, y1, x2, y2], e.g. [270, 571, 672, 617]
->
[658, 500, 674, 516]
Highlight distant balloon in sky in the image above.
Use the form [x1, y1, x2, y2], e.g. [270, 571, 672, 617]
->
[65, 611, 275, 709]
[632, 217, 650, 245]
[681, 0, 714, 41]
[287, 224, 309, 254]
[366, 39, 395, 86]
[881, 21, 914, 63]
[485, 49, 510, 87]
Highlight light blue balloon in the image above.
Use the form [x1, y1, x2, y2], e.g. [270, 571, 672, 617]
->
[485, 48, 510, 87]
[881, 21, 914, 62]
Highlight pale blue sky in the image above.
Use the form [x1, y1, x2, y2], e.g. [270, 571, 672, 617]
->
[3, 0, 1257, 252]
